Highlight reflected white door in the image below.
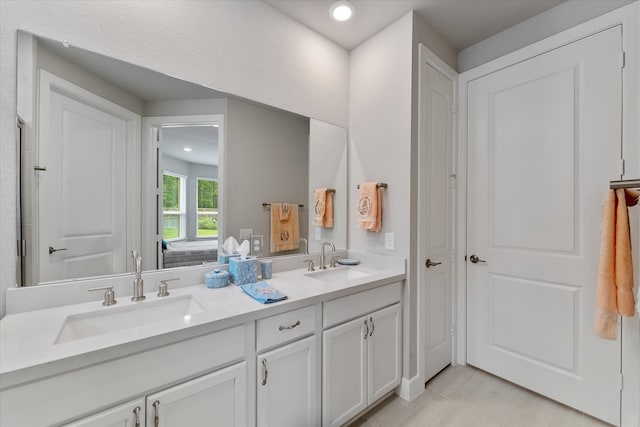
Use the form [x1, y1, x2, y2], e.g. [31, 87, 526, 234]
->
[421, 63, 454, 382]
[38, 71, 138, 283]
[467, 27, 622, 424]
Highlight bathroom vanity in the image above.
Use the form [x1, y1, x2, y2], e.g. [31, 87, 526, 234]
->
[0, 253, 405, 427]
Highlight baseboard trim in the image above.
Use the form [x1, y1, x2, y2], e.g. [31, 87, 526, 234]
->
[396, 374, 424, 402]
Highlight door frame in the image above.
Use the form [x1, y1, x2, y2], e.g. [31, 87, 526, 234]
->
[416, 43, 459, 391]
[141, 114, 225, 271]
[455, 4, 639, 426]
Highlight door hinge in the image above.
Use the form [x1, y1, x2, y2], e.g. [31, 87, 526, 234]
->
[618, 158, 625, 177]
[450, 323, 455, 337]
[450, 174, 457, 189]
[451, 103, 457, 114]
[618, 373, 624, 391]
[17, 239, 26, 257]
[619, 51, 626, 69]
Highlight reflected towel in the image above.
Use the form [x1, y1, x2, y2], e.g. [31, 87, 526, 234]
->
[595, 188, 639, 340]
[313, 188, 334, 228]
[270, 203, 300, 253]
[357, 182, 381, 232]
[240, 281, 287, 304]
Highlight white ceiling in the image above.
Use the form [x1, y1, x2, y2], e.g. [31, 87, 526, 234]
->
[263, 0, 566, 51]
[162, 126, 219, 166]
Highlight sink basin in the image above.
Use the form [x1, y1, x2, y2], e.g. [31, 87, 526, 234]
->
[305, 267, 370, 283]
[55, 295, 205, 344]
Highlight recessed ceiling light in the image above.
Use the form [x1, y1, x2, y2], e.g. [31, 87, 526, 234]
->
[184, 147, 193, 152]
[330, 1, 355, 22]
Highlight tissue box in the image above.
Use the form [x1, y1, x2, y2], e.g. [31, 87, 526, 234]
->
[219, 254, 240, 264]
[229, 257, 258, 285]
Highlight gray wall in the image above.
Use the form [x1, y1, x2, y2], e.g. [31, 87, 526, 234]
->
[307, 119, 348, 254]
[458, 0, 635, 72]
[225, 98, 309, 257]
[349, 11, 415, 378]
[0, 0, 349, 316]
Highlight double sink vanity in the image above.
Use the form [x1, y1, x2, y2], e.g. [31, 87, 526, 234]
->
[0, 251, 405, 427]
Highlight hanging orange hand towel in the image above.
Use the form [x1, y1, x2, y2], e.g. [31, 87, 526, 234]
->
[358, 182, 381, 232]
[595, 188, 639, 340]
[313, 188, 327, 227]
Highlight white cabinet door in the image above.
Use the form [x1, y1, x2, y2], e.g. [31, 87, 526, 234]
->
[367, 304, 401, 403]
[63, 399, 144, 427]
[257, 335, 319, 427]
[146, 362, 247, 427]
[322, 316, 367, 427]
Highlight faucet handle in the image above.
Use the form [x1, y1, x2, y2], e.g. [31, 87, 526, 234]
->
[88, 286, 117, 306]
[303, 259, 315, 272]
[330, 256, 341, 268]
[158, 278, 179, 297]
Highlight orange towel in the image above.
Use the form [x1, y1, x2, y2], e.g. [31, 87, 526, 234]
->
[595, 188, 639, 340]
[357, 182, 382, 232]
[270, 203, 300, 253]
[312, 188, 334, 228]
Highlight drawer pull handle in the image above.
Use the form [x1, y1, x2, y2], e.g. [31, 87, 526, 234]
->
[364, 319, 369, 340]
[153, 400, 160, 427]
[369, 317, 375, 337]
[262, 359, 268, 385]
[279, 320, 301, 331]
[133, 406, 141, 427]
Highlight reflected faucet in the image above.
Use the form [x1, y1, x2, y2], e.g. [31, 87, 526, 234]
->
[298, 237, 309, 255]
[131, 250, 145, 301]
[320, 241, 335, 270]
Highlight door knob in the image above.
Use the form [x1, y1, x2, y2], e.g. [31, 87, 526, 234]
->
[425, 259, 442, 268]
[469, 255, 486, 264]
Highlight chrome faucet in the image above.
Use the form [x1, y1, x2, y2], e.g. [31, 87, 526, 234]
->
[298, 237, 309, 255]
[320, 241, 336, 270]
[131, 250, 145, 301]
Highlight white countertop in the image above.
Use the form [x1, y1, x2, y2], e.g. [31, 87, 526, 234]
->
[0, 259, 404, 389]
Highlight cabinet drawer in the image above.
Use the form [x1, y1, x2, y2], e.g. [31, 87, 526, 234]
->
[257, 305, 316, 352]
[323, 282, 402, 329]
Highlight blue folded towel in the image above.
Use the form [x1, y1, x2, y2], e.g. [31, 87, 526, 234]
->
[240, 281, 288, 304]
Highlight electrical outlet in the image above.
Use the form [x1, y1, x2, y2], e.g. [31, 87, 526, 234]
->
[251, 235, 263, 257]
[384, 233, 395, 250]
[315, 227, 322, 241]
[239, 228, 253, 240]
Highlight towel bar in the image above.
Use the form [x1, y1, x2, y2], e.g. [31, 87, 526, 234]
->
[357, 182, 388, 189]
[262, 203, 304, 208]
[609, 179, 640, 189]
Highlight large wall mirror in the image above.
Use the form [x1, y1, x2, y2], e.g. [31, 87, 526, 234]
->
[16, 30, 347, 286]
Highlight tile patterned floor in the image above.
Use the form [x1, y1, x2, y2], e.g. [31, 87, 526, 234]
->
[350, 365, 612, 427]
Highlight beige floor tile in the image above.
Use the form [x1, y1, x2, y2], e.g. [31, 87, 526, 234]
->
[400, 389, 450, 427]
[505, 393, 583, 427]
[425, 364, 478, 398]
[362, 393, 415, 427]
[347, 417, 377, 427]
[448, 370, 530, 422]
[424, 399, 506, 427]
[580, 414, 613, 427]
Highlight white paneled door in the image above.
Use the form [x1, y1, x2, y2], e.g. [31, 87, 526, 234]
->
[467, 27, 622, 425]
[38, 71, 139, 283]
[421, 61, 454, 382]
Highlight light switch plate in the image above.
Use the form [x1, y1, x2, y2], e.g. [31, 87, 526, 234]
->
[315, 227, 322, 241]
[239, 228, 253, 240]
[384, 233, 395, 250]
